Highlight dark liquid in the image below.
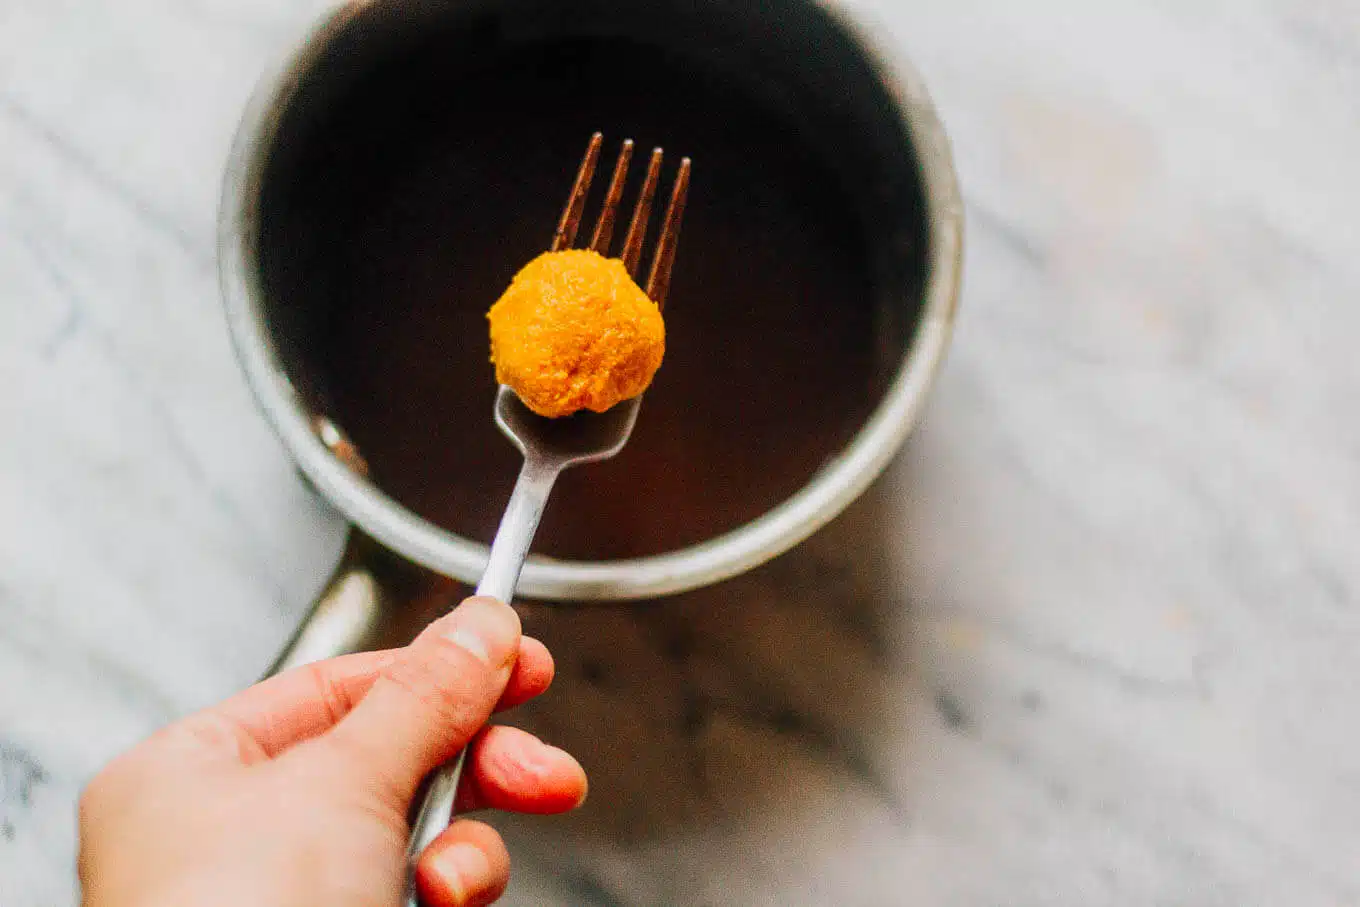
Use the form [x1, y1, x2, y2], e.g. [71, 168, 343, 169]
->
[262, 36, 899, 561]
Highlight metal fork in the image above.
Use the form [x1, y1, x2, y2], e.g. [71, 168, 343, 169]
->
[402, 133, 690, 905]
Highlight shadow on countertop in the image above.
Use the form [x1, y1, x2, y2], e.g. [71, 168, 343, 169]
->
[483, 455, 931, 904]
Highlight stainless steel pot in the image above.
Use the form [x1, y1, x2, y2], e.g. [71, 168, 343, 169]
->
[219, 0, 962, 670]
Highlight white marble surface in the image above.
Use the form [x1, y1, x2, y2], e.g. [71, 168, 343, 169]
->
[3, 1, 1359, 904]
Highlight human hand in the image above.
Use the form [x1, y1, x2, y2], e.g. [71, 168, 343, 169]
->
[78, 596, 586, 907]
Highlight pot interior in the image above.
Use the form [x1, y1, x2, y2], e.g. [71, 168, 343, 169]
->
[254, 0, 929, 561]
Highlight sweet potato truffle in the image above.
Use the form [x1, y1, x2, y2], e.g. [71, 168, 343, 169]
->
[488, 249, 665, 418]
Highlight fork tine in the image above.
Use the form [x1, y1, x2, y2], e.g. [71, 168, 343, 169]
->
[590, 139, 634, 255]
[645, 158, 691, 311]
[620, 148, 664, 277]
[551, 132, 603, 252]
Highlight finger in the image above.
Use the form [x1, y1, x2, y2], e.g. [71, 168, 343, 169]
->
[165, 632, 551, 767]
[148, 649, 398, 767]
[416, 819, 511, 907]
[213, 635, 550, 760]
[212, 649, 397, 760]
[323, 597, 521, 804]
[456, 725, 587, 815]
[495, 636, 554, 711]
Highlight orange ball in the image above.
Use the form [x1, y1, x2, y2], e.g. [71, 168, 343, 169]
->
[488, 249, 666, 418]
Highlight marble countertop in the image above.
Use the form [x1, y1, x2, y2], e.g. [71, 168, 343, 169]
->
[3, 1, 1358, 904]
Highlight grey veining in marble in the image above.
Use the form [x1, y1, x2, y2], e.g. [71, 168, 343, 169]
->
[2, 1, 1358, 905]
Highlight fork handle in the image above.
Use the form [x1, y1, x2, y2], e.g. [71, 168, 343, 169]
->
[402, 454, 562, 907]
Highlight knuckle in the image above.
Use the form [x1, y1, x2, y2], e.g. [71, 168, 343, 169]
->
[306, 662, 356, 727]
[177, 712, 266, 764]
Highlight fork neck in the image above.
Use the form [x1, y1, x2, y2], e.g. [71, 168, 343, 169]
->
[475, 455, 563, 604]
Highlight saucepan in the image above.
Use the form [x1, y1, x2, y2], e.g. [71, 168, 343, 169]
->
[218, 0, 963, 671]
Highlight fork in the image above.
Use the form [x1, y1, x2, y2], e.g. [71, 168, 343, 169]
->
[402, 133, 690, 906]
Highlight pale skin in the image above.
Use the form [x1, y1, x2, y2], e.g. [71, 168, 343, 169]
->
[78, 597, 588, 907]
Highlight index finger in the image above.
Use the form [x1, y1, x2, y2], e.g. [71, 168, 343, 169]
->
[174, 636, 554, 764]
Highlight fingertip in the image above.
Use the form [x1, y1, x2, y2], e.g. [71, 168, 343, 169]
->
[431, 597, 521, 669]
[459, 595, 514, 614]
[463, 725, 588, 814]
[496, 637, 555, 711]
[519, 636, 555, 684]
[417, 819, 511, 907]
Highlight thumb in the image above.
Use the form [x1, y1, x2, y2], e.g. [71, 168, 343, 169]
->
[322, 596, 521, 805]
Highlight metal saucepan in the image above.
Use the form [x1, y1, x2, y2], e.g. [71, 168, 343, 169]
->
[218, 0, 963, 670]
